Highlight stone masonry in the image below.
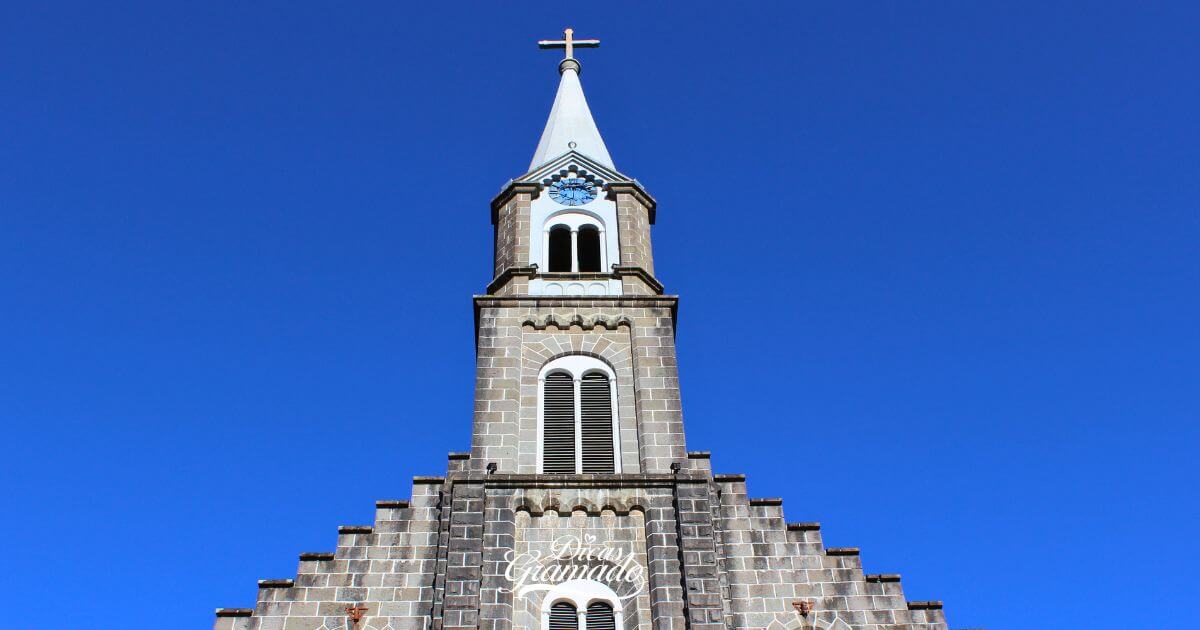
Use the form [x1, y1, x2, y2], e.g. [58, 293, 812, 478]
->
[216, 257, 950, 630]
[215, 455, 949, 630]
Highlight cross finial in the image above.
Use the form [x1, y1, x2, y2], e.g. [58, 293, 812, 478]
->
[538, 27, 600, 62]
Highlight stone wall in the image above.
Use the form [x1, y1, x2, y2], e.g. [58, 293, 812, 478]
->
[609, 187, 655, 275]
[215, 460, 949, 630]
[508, 508, 651, 630]
[472, 297, 687, 475]
[492, 187, 535, 278]
[215, 170, 950, 630]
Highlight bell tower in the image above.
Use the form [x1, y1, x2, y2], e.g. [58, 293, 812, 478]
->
[478, 30, 677, 475]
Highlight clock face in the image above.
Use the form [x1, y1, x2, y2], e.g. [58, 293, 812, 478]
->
[548, 177, 597, 206]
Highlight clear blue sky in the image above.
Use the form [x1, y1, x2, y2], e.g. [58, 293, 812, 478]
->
[2, 2, 1197, 628]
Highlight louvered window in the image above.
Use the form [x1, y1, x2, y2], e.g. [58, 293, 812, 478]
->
[586, 602, 616, 630]
[549, 602, 578, 630]
[540, 357, 621, 474]
[542, 373, 577, 474]
[580, 373, 615, 473]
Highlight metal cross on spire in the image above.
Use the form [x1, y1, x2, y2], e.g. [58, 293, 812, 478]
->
[537, 28, 600, 61]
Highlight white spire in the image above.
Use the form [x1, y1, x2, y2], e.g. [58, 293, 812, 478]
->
[530, 31, 613, 171]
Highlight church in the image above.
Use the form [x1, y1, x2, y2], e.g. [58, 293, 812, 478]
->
[214, 30, 951, 630]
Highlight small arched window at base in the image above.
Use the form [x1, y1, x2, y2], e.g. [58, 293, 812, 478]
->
[586, 602, 616, 630]
[549, 602, 578, 630]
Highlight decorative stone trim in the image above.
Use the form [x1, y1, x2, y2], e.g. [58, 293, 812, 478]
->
[337, 525, 373, 534]
[787, 522, 821, 531]
[686, 451, 711, 459]
[475, 295, 679, 329]
[215, 608, 254, 617]
[521, 313, 632, 331]
[512, 495, 650, 517]
[826, 547, 861, 556]
[518, 150, 629, 191]
[298, 552, 335, 561]
[907, 601, 944, 610]
[539, 164, 608, 190]
[713, 473, 746, 483]
[749, 497, 783, 506]
[257, 579, 294, 588]
[412, 476, 446, 484]
[447, 452, 470, 460]
[866, 574, 902, 583]
[375, 499, 410, 509]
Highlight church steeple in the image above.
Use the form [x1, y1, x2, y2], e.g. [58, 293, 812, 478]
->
[213, 29, 955, 630]
[485, 28, 659, 301]
[529, 28, 613, 170]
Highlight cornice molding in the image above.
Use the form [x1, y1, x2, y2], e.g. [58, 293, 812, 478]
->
[490, 182, 541, 224]
[474, 295, 678, 309]
[485, 265, 539, 295]
[606, 181, 657, 223]
[611, 265, 664, 294]
[486, 267, 663, 296]
[446, 471, 708, 487]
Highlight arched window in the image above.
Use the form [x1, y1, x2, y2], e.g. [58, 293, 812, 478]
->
[538, 356, 620, 474]
[548, 225, 573, 272]
[548, 602, 578, 630]
[541, 214, 607, 274]
[577, 225, 602, 272]
[541, 580, 624, 630]
[586, 602, 616, 630]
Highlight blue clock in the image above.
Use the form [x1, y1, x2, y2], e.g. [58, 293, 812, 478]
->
[548, 177, 597, 206]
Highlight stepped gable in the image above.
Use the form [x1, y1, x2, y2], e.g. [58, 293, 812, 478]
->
[216, 459, 947, 630]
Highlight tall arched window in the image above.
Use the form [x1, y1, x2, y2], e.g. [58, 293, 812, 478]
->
[538, 356, 620, 474]
[577, 225, 602, 272]
[547, 226, 573, 272]
[548, 602, 578, 630]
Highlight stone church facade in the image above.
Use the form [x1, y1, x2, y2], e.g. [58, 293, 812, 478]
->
[215, 32, 950, 630]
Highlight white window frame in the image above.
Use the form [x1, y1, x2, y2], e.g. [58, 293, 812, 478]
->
[536, 355, 621, 474]
[542, 212, 607, 273]
[540, 579, 624, 630]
